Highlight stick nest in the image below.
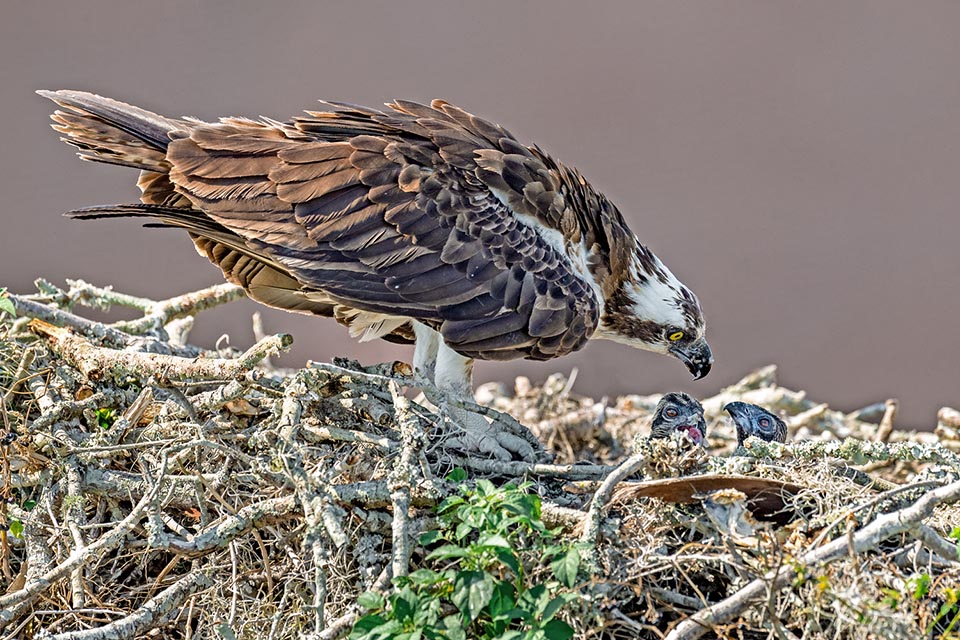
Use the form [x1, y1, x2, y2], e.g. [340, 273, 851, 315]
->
[1, 280, 959, 640]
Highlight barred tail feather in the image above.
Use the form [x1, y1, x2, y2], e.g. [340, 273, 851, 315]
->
[38, 90, 179, 172]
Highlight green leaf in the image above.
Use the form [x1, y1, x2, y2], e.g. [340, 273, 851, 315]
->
[215, 624, 237, 640]
[426, 544, 471, 562]
[488, 581, 517, 619]
[542, 619, 575, 640]
[0, 291, 15, 318]
[550, 547, 581, 589]
[437, 496, 465, 517]
[441, 614, 466, 640]
[477, 533, 512, 548]
[348, 616, 380, 639]
[350, 615, 401, 640]
[540, 594, 577, 622]
[446, 468, 467, 483]
[475, 479, 496, 496]
[493, 547, 521, 575]
[908, 573, 931, 599]
[9, 519, 24, 539]
[454, 522, 473, 541]
[452, 570, 495, 624]
[406, 569, 443, 587]
[95, 407, 116, 430]
[391, 586, 419, 623]
[357, 591, 385, 610]
[518, 584, 549, 615]
[418, 530, 441, 546]
[22, 499, 37, 511]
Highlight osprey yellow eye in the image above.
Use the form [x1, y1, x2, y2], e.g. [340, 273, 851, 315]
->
[669, 331, 684, 342]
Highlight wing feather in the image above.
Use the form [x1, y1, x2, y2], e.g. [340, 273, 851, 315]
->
[159, 99, 608, 360]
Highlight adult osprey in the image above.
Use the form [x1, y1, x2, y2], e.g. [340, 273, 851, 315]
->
[39, 90, 712, 460]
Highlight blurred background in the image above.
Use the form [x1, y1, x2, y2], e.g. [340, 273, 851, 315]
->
[1, 1, 957, 427]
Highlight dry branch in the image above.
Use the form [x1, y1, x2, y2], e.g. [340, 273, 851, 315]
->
[30, 318, 292, 381]
[665, 479, 960, 640]
[0, 463, 166, 628]
[41, 569, 213, 640]
[2, 281, 958, 639]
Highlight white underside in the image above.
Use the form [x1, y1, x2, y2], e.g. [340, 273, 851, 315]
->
[339, 308, 410, 343]
[412, 321, 472, 393]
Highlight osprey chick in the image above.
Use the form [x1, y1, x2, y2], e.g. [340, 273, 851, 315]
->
[650, 392, 707, 445]
[723, 402, 788, 448]
[39, 90, 712, 460]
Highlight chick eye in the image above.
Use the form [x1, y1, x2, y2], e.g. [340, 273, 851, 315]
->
[759, 418, 770, 428]
[668, 330, 684, 342]
[665, 407, 678, 418]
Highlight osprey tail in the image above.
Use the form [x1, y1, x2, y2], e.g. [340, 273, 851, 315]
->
[38, 90, 178, 172]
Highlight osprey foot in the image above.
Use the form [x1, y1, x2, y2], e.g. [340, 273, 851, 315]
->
[443, 409, 538, 462]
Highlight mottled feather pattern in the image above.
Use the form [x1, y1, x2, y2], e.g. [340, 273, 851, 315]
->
[39, 90, 652, 361]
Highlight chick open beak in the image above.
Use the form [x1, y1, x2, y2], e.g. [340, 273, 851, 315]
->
[677, 425, 704, 444]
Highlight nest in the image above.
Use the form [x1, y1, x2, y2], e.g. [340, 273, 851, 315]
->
[1, 280, 959, 640]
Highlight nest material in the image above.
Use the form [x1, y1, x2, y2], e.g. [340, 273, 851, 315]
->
[0, 279, 959, 640]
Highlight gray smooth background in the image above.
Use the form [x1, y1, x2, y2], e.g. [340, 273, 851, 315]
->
[2, 2, 957, 427]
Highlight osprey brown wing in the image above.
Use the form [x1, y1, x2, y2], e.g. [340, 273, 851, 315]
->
[164, 101, 602, 360]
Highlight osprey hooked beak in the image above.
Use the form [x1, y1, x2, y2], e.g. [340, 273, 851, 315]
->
[669, 336, 713, 380]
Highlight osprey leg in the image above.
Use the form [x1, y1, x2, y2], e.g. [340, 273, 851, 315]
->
[414, 324, 537, 461]
[411, 322, 441, 384]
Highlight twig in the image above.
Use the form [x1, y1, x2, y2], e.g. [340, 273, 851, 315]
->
[388, 381, 421, 579]
[30, 319, 292, 382]
[913, 524, 960, 564]
[109, 283, 245, 334]
[251, 311, 274, 369]
[42, 569, 212, 640]
[39, 278, 155, 312]
[172, 381, 244, 417]
[873, 399, 898, 442]
[316, 612, 359, 640]
[63, 458, 88, 609]
[2, 347, 36, 405]
[0, 459, 168, 628]
[28, 390, 123, 434]
[301, 424, 396, 449]
[935, 407, 960, 444]
[7, 294, 135, 349]
[786, 403, 828, 431]
[580, 452, 648, 572]
[665, 479, 960, 640]
[307, 361, 546, 458]
[649, 587, 709, 610]
[809, 479, 943, 549]
[447, 457, 614, 480]
[158, 496, 300, 555]
[735, 436, 960, 470]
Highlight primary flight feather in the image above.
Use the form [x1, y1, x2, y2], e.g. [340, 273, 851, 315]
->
[39, 90, 713, 460]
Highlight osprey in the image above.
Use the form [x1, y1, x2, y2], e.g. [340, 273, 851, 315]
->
[649, 392, 707, 445]
[39, 90, 712, 460]
[723, 402, 788, 448]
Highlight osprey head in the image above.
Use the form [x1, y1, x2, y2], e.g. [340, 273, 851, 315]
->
[597, 243, 713, 379]
[723, 402, 788, 447]
[650, 391, 707, 445]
